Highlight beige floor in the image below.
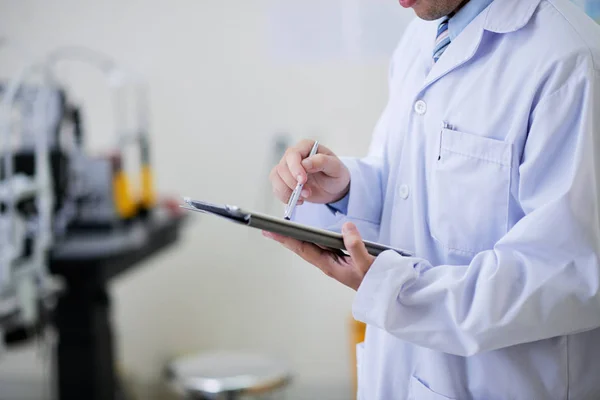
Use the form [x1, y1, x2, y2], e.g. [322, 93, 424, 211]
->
[0, 343, 352, 400]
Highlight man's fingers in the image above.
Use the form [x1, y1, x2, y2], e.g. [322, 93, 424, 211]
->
[294, 139, 335, 157]
[262, 231, 286, 242]
[271, 164, 311, 204]
[286, 140, 337, 184]
[285, 148, 306, 185]
[302, 154, 344, 177]
[270, 171, 293, 203]
[342, 222, 371, 274]
[276, 161, 298, 190]
[263, 232, 324, 262]
[262, 232, 342, 278]
[285, 139, 318, 185]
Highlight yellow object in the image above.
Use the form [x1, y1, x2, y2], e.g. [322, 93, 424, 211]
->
[140, 165, 156, 209]
[350, 317, 367, 395]
[113, 171, 137, 218]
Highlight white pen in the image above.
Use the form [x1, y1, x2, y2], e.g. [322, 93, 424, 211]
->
[284, 140, 319, 220]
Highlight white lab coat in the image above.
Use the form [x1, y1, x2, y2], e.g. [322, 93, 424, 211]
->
[294, 0, 600, 398]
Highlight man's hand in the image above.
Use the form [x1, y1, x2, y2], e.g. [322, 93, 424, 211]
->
[263, 222, 375, 291]
[269, 139, 350, 206]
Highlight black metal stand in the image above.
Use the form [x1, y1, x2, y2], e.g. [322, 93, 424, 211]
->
[54, 268, 116, 400]
[50, 212, 185, 400]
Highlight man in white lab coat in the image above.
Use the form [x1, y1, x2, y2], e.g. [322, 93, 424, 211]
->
[265, 0, 600, 398]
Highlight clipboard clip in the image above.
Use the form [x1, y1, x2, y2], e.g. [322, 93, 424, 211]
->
[182, 197, 249, 223]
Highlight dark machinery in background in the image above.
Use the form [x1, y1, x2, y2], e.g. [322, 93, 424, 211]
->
[0, 47, 160, 345]
[0, 44, 186, 400]
[43, 47, 157, 236]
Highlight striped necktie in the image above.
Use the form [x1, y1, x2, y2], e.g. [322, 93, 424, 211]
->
[433, 17, 451, 63]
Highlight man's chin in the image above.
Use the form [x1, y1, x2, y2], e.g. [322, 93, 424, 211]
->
[414, 12, 443, 21]
[409, 0, 466, 21]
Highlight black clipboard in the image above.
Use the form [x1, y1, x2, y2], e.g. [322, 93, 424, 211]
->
[182, 197, 412, 258]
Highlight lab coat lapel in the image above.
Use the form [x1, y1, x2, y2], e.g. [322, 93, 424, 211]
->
[420, 10, 487, 92]
[419, 0, 542, 92]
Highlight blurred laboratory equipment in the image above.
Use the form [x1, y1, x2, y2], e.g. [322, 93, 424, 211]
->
[0, 40, 187, 400]
[42, 46, 157, 238]
[0, 41, 62, 358]
[165, 351, 292, 400]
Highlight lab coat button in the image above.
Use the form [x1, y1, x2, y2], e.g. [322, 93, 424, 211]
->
[414, 100, 427, 115]
[399, 184, 410, 199]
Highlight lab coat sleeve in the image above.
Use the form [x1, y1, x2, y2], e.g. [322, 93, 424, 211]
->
[353, 61, 600, 357]
[326, 192, 349, 215]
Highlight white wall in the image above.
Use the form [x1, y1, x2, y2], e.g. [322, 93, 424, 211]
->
[0, 0, 412, 397]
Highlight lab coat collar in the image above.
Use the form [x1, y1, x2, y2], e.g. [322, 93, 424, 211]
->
[418, 0, 541, 92]
[420, 9, 487, 89]
[484, 0, 542, 34]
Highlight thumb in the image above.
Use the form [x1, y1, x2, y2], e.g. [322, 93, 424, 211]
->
[342, 222, 371, 273]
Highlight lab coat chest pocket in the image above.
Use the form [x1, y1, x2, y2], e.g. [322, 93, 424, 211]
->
[409, 376, 457, 400]
[430, 128, 512, 254]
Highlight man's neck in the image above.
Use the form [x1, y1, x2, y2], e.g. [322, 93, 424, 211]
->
[451, 0, 471, 17]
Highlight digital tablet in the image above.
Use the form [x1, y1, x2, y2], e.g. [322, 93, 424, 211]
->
[182, 197, 412, 258]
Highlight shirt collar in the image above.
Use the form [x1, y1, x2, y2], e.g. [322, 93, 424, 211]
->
[424, 0, 541, 49]
[448, 0, 495, 41]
